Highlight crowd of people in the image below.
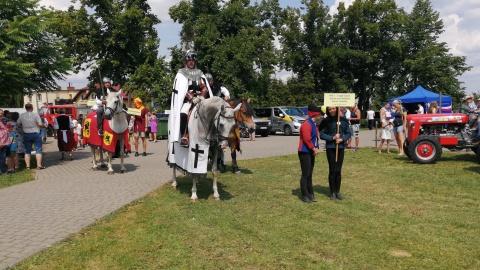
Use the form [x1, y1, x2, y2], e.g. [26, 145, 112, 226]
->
[0, 87, 160, 175]
[296, 97, 463, 203]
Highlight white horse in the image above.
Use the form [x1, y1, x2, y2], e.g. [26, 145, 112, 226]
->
[91, 90, 128, 174]
[171, 97, 241, 201]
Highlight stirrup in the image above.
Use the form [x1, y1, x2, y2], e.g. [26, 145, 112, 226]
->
[98, 129, 104, 136]
[180, 137, 189, 147]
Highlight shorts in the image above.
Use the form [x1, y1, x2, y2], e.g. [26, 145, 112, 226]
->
[133, 131, 146, 138]
[23, 132, 43, 154]
[393, 125, 404, 133]
[350, 124, 360, 138]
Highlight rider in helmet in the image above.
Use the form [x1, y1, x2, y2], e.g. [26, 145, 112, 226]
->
[205, 73, 230, 101]
[96, 77, 117, 136]
[168, 50, 213, 148]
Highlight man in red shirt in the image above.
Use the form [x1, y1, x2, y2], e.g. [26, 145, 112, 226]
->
[132, 98, 149, 156]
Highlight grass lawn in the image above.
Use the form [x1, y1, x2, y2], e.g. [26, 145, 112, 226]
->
[14, 148, 480, 269]
[0, 163, 36, 189]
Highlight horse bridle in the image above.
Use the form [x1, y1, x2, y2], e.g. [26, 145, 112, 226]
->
[195, 102, 235, 144]
[104, 94, 125, 119]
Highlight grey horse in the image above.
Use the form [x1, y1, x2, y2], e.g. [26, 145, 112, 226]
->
[170, 97, 241, 201]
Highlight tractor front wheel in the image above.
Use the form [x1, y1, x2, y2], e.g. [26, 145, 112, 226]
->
[408, 136, 442, 164]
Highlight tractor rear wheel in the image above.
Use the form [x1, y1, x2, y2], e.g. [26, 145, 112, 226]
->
[408, 136, 442, 164]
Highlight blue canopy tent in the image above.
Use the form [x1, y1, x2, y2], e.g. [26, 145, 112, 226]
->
[389, 85, 452, 113]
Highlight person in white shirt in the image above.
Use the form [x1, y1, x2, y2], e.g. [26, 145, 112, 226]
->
[205, 73, 230, 100]
[416, 104, 424, 114]
[366, 107, 375, 130]
[95, 78, 117, 136]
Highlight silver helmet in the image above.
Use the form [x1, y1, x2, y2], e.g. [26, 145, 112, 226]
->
[184, 50, 197, 61]
[205, 73, 213, 81]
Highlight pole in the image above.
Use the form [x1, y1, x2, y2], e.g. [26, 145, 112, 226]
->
[97, 67, 105, 98]
[439, 93, 442, 114]
[335, 107, 340, 162]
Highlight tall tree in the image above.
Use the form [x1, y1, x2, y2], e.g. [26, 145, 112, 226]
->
[400, 0, 470, 101]
[123, 57, 173, 112]
[0, 0, 71, 104]
[53, 0, 161, 87]
[335, 0, 405, 113]
[169, 0, 280, 98]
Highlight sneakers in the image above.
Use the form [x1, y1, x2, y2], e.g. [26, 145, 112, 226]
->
[180, 137, 189, 148]
[98, 129, 104, 136]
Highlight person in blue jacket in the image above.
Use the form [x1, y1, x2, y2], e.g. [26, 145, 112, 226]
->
[320, 107, 352, 200]
[297, 104, 322, 203]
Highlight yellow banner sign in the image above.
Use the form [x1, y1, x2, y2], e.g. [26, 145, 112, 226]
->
[87, 100, 97, 106]
[127, 108, 142, 116]
[324, 93, 356, 107]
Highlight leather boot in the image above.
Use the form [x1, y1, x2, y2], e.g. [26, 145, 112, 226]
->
[329, 175, 336, 200]
[301, 195, 312, 203]
[335, 175, 343, 200]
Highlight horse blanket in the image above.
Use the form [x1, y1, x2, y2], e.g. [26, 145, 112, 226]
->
[83, 111, 130, 154]
[167, 107, 210, 177]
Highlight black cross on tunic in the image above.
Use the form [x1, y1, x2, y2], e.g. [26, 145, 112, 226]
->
[191, 144, 204, 169]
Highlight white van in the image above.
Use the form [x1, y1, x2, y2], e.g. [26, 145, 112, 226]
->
[254, 106, 307, 135]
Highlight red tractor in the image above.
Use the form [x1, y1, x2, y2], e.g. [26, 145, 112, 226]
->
[404, 113, 477, 164]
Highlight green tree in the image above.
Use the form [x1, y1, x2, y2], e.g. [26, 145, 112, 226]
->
[123, 57, 173, 112]
[53, 0, 161, 88]
[400, 0, 470, 102]
[0, 0, 71, 105]
[169, 0, 280, 99]
[334, 0, 405, 113]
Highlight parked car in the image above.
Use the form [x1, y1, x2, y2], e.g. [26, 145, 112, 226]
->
[252, 113, 272, 137]
[298, 106, 308, 115]
[254, 106, 307, 135]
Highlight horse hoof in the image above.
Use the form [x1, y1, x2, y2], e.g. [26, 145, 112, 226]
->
[120, 169, 126, 174]
[214, 196, 220, 201]
[234, 170, 241, 175]
[107, 171, 114, 175]
[190, 198, 197, 202]
[92, 167, 98, 171]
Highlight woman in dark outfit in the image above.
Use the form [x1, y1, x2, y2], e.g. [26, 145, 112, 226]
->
[320, 107, 352, 200]
[297, 104, 322, 203]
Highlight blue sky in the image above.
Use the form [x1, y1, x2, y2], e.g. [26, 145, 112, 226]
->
[40, 0, 480, 95]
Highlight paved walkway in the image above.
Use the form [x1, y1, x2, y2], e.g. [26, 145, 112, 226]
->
[0, 129, 384, 269]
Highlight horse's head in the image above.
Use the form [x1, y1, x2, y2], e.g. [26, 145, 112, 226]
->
[104, 90, 123, 120]
[215, 101, 242, 149]
[229, 98, 256, 133]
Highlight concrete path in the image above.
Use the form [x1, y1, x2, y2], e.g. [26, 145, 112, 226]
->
[0, 129, 384, 269]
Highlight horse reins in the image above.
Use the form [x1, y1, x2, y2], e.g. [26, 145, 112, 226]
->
[194, 102, 235, 144]
[104, 95, 126, 119]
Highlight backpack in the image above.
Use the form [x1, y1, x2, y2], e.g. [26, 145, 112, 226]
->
[0, 122, 10, 147]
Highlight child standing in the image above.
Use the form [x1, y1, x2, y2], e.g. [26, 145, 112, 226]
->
[378, 112, 393, 153]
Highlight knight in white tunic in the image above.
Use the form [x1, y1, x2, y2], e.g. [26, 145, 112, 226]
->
[167, 50, 213, 171]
